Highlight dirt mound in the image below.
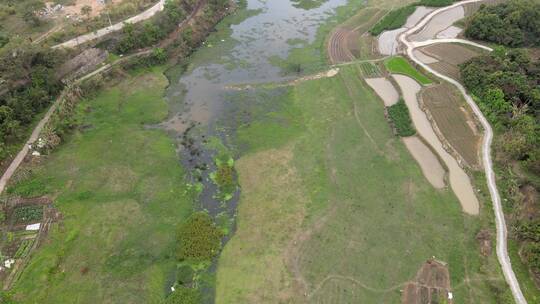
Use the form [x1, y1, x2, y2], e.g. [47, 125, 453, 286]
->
[402, 259, 453, 304]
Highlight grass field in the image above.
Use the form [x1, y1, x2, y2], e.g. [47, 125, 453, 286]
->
[9, 68, 194, 303]
[385, 56, 433, 85]
[216, 63, 509, 303]
[422, 83, 481, 168]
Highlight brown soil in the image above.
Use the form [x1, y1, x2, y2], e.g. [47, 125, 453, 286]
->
[476, 229, 492, 257]
[421, 83, 482, 169]
[519, 184, 539, 220]
[402, 259, 453, 304]
[327, 9, 385, 64]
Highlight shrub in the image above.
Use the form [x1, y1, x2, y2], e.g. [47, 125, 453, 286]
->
[176, 212, 222, 262]
[388, 99, 416, 137]
[176, 264, 194, 285]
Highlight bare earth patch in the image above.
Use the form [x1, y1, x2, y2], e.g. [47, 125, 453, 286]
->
[402, 259, 453, 304]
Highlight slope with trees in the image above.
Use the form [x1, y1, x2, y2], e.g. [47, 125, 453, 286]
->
[464, 0, 540, 47]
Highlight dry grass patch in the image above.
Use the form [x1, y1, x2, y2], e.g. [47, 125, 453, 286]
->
[216, 145, 308, 304]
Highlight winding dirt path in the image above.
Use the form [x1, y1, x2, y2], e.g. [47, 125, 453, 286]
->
[399, 1, 527, 303]
[52, 0, 166, 49]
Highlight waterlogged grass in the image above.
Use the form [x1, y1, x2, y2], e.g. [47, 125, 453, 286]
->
[385, 56, 433, 85]
[217, 64, 505, 303]
[10, 68, 195, 304]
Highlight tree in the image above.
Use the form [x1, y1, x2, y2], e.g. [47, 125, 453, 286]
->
[21, 0, 45, 27]
[81, 5, 92, 18]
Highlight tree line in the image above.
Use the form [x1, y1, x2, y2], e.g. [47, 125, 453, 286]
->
[464, 0, 540, 47]
[461, 47, 540, 279]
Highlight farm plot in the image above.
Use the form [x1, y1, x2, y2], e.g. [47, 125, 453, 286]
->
[402, 259, 453, 304]
[421, 83, 482, 168]
[0, 196, 59, 289]
[385, 56, 432, 85]
[358, 62, 382, 77]
[327, 8, 386, 63]
[420, 43, 483, 80]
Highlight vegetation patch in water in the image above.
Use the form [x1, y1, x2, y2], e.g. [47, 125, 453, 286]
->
[388, 99, 416, 137]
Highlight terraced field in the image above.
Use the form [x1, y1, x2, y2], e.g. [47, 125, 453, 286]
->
[327, 8, 386, 63]
[421, 83, 482, 168]
[419, 43, 484, 80]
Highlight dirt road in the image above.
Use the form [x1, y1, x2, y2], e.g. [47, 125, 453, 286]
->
[400, 1, 527, 303]
[52, 0, 166, 49]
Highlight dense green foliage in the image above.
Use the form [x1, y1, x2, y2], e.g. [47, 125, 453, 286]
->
[176, 212, 222, 262]
[516, 220, 540, 271]
[461, 48, 540, 280]
[387, 99, 416, 136]
[115, 0, 190, 53]
[464, 0, 540, 47]
[460, 48, 539, 171]
[369, 0, 456, 35]
[0, 41, 65, 159]
[115, 0, 229, 54]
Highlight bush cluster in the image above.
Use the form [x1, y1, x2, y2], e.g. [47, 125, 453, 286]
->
[387, 99, 415, 137]
[176, 212, 222, 262]
[464, 0, 540, 47]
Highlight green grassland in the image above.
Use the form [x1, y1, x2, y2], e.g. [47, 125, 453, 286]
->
[9, 68, 194, 303]
[216, 63, 508, 303]
[385, 56, 433, 85]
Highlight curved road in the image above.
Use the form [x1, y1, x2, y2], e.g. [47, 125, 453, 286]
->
[53, 0, 166, 49]
[399, 1, 527, 303]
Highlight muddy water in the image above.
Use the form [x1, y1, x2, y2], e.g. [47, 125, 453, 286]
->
[163, 0, 351, 212]
[163, 0, 347, 134]
[365, 77, 399, 106]
[409, 6, 464, 42]
[402, 136, 446, 189]
[393, 74, 479, 215]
